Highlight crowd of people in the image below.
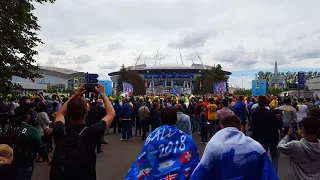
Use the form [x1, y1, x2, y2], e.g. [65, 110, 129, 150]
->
[0, 84, 319, 180]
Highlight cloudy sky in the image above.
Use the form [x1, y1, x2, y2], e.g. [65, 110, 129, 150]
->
[34, 0, 320, 89]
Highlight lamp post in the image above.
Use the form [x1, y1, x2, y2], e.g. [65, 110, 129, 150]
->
[241, 74, 244, 89]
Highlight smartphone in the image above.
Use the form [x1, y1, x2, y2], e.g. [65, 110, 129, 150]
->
[291, 122, 298, 132]
[84, 84, 96, 92]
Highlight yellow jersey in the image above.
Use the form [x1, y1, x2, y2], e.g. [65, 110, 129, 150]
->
[207, 104, 217, 120]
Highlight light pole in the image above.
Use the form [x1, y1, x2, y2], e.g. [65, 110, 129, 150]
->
[241, 74, 244, 89]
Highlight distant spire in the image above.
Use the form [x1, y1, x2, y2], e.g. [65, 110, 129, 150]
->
[274, 60, 278, 75]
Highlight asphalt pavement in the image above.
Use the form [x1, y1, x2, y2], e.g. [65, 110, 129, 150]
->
[33, 131, 290, 180]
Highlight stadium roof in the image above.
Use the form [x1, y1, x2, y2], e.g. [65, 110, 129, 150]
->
[40, 66, 78, 75]
[108, 63, 231, 76]
[40, 66, 84, 79]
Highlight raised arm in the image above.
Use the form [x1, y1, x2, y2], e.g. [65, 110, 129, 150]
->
[55, 84, 86, 124]
[95, 84, 115, 128]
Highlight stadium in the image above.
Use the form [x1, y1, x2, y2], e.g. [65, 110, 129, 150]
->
[108, 61, 232, 95]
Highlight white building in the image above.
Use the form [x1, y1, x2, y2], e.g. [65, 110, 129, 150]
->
[307, 77, 320, 97]
[11, 66, 85, 94]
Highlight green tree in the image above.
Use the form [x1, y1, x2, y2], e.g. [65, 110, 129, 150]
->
[117, 64, 146, 95]
[0, 0, 55, 93]
[233, 89, 252, 96]
[193, 64, 229, 94]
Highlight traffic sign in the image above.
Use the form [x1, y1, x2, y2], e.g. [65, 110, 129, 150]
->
[288, 83, 298, 89]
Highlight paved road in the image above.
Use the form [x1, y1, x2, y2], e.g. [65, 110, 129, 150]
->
[33, 132, 290, 180]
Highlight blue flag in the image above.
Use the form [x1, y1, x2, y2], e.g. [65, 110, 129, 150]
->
[125, 125, 200, 180]
[190, 127, 279, 180]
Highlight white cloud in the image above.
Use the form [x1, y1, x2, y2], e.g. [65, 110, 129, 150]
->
[229, 75, 254, 89]
[32, 0, 320, 84]
[74, 54, 92, 64]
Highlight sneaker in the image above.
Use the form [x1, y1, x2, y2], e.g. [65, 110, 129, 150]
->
[200, 142, 204, 144]
[120, 138, 126, 141]
[127, 138, 132, 141]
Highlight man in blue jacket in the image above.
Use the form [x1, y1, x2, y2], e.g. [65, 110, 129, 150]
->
[232, 96, 248, 134]
[191, 115, 279, 180]
[120, 98, 133, 141]
[112, 100, 122, 134]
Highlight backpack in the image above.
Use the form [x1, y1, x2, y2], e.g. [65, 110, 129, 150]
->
[1, 123, 28, 155]
[51, 126, 94, 179]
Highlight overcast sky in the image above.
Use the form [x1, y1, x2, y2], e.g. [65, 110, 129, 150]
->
[34, 0, 320, 89]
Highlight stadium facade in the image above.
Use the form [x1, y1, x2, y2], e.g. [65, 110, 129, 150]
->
[108, 63, 232, 95]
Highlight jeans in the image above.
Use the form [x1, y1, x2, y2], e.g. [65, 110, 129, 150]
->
[195, 117, 200, 132]
[121, 120, 132, 140]
[135, 117, 141, 135]
[200, 126, 208, 142]
[208, 120, 216, 136]
[15, 167, 34, 180]
[262, 142, 279, 173]
[141, 120, 149, 141]
[112, 116, 122, 134]
[190, 116, 196, 132]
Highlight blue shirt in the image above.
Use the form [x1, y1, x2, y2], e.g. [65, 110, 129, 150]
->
[113, 102, 121, 117]
[232, 101, 247, 122]
[120, 102, 133, 119]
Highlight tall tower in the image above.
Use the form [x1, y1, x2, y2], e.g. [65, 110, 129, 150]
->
[274, 60, 278, 75]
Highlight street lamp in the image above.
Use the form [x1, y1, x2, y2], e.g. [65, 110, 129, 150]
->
[241, 74, 244, 89]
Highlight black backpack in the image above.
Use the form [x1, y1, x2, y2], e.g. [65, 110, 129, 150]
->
[0, 123, 28, 156]
[51, 126, 95, 180]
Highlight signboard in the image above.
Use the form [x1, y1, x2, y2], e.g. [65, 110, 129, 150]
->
[144, 73, 194, 79]
[288, 83, 298, 89]
[252, 79, 267, 96]
[298, 72, 305, 89]
[122, 82, 133, 94]
[99, 80, 112, 96]
[213, 82, 227, 94]
[74, 78, 79, 90]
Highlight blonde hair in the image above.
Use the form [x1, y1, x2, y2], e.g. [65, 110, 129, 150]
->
[0, 144, 13, 165]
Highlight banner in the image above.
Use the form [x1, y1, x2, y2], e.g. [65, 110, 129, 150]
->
[99, 80, 112, 96]
[123, 82, 133, 94]
[144, 73, 194, 79]
[213, 82, 227, 94]
[252, 80, 267, 96]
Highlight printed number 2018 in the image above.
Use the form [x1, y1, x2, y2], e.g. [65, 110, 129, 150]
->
[159, 135, 186, 158]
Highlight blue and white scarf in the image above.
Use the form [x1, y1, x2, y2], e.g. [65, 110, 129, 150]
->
[190, 127, 279, 180]
[125, 125, 200, 180]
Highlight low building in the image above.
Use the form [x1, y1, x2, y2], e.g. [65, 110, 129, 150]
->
[11, 66, 86, 93]
[307, 77, 320, 97]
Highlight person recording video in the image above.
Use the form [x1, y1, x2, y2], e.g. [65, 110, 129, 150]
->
[277, 116, 320, 180]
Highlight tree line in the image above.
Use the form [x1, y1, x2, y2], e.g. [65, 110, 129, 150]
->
[116, 65, 146, 95]
[256, 71, 320, 90]
[193, 64, 229, 94]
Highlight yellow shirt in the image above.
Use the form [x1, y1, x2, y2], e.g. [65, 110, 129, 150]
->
[207, 104, 217, 120]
